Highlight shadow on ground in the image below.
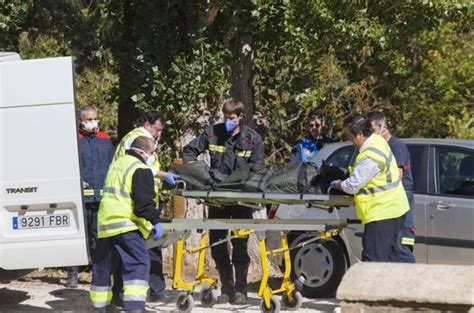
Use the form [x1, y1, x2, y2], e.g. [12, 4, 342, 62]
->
[0, 288, 51, 312]
[0, 284, 93, 312]
[46, 288, 94, 312]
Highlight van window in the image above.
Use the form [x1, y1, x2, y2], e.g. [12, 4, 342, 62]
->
[326, 146, 355, 169]
[436, 148, 474, 197]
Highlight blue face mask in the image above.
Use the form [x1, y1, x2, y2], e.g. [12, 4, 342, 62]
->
[225, 119, 239, 133]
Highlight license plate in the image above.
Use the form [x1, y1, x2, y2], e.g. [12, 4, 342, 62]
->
[12, 214, 70, 230]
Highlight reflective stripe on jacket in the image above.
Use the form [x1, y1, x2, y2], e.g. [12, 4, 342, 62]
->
[98, 154, 153, 239]
[350, 134, 409, 224]
[182, 123, 264, 176]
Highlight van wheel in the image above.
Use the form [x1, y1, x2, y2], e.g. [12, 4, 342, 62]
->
[290, 237, 346, 298]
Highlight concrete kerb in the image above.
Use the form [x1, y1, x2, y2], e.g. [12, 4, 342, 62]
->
[336, 262, 474, 312]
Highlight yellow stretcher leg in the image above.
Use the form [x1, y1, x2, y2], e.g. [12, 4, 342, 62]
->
[192, 232, 217, 286]
[172, 229, 255, 311]
[258, 237, 273, 309]
[258, 230, 346, 311]
[174, 226, 344, 311]
[173, 233, 217, 291]
[259, 233, 298, 308]
[173, 237, 194, 291]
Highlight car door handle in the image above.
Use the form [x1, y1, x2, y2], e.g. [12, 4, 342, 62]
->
[429, 201, 456, 210]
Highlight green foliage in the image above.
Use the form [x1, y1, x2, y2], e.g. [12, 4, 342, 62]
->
[0, 0, 31, 49]
[394, 21, 473, 138]
[446, 108, 474, 139]
[4, 0, 473, 166]
[74, 56, 119, 137]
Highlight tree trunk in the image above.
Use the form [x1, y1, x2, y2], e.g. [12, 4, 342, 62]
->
[229, 0, 255, 128]
[230, 34, 255, 128]
[116, 0, 137, 140]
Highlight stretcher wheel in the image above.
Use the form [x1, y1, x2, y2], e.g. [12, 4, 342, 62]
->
[282, 290, 303, 310]
[199, 285, 218, 307]
[176, 292, 194, 312]
[259, 295, 280, 313]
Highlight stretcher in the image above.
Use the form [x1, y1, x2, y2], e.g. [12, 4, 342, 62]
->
[175, 189, 353, 207]
[147, 190, 356, 313]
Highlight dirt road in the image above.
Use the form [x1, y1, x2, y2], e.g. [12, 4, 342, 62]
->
[0, 270, 339, 312]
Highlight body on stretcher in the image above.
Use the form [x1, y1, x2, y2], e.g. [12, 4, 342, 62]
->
[146, 190, 357, 313]
[174, 188, 353, 208]
[148, 188, 354, 250]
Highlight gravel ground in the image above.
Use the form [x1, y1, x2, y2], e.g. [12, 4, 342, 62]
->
[0, 270, 339, 312]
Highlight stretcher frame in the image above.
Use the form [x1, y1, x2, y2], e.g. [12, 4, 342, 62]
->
[149, 190, 356, 312]
[177, 189, 353, 207]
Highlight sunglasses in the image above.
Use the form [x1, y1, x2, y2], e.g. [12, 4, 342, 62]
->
[309, 122, 321, 128]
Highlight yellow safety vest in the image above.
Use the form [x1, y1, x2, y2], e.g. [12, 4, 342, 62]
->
[98, 154, 153, 239]
[349, 134, 409, 224]
[114, 127, 162, 203]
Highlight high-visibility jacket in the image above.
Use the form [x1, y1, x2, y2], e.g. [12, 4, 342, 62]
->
[349, 134, 409, 224]
[114, 127, 162, 203]
[98, 154, 153, 239]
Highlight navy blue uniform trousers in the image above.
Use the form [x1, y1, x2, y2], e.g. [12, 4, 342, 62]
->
[208, 205, 252, 267]
[397, 191, 416, 263]
[91, 230, 150, 311]
[362, 213, 406, 262]
[112, 247, 165, 297]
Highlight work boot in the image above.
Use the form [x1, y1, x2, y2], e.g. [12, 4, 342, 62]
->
[148, 291, 171, 304]
[233, 264, 248, 304]
[217, 293, 231, 304]
[93, 304, 116, 313]
[233, 292, 247, 305]
[216, 265, 235, 303]
[111, 293, 123, 308]
[65, 267, 78, 288]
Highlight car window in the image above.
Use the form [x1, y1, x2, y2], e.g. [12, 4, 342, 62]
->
[407, 145, 427, 194]
[326, 146, 355, 169]
[436, 147, 474, 197]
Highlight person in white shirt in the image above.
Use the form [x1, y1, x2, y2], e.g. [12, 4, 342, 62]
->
[331, 113, 409, 262]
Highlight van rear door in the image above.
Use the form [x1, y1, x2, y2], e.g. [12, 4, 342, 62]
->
[0, 56, 89, 270]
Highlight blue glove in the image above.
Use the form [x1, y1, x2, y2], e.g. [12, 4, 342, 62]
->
[153, 223, 164, 240]
[329, 181, 337, 189]
[164, 173, 179, 186]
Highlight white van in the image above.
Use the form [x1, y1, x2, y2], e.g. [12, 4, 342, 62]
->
[0, 53, 89, 282]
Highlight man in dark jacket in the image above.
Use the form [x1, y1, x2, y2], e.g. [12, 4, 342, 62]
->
[66, 105, 114, 288]
[368, 111, 416, 263]
[182, 98, 264, 304]
[289, 111, 334, 162]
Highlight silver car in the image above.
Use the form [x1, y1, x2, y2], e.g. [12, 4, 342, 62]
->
[267, 139, 474, 298]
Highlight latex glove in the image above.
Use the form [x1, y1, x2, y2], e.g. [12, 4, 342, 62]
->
[164, 173, 180, 186]
[329, 180, 338, 189]
[153, 223, 164, 240]
[82, 181, 90, 189]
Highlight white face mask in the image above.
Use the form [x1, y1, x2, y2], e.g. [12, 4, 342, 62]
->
[131, 148, 155, 166]
[146, 154, 156, 167]
[82, 120, 99, 132]
[379, 120, 387, 136]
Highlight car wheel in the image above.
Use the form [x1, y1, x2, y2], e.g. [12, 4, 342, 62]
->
[290, 236, 346, 298]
